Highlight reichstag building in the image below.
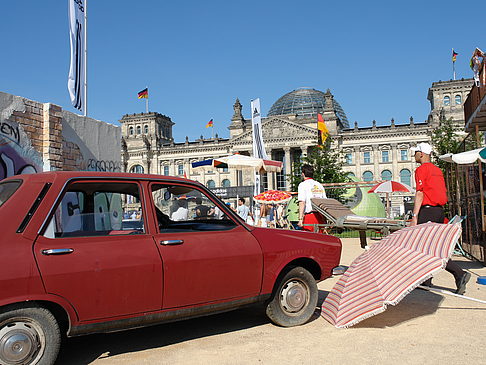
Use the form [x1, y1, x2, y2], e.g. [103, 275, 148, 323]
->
[120, 79, 473, 203]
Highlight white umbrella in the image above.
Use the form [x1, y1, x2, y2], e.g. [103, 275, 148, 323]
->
[439, 147, 486, 164]
[368, 180, 414, 217]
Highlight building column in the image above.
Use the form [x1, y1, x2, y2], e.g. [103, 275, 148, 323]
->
[266, 149, 275, 190]
[170, 159, 175, 176]
[142, 156, 150, 175]
[184, 158, 190, 178]
[373, 145, 380, 180]
[300, 146, 308, 158]
[354, 146, 361, 178]
[284, 147, 291, 189]
[391, 143, 398, 181]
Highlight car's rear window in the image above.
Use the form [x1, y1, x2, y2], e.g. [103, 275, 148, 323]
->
[0, 180, 22, 208]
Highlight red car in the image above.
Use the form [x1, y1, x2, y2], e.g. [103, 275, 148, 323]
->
[0, 172, 341, 365]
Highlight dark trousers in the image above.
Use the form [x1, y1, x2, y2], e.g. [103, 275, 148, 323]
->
[418, 205, 464, 281]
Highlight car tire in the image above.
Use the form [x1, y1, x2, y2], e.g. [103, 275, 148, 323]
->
[0, 305, 61, 365]
[266, 266, 318, 327]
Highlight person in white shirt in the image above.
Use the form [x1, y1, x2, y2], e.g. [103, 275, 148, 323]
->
[171, 199, 188, 221]
[297, 164, 327, 232]
[237, 198, 251, 221]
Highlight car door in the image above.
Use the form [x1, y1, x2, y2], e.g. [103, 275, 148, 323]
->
[34, 180, 163, 321]
[150, 182, 263, 309]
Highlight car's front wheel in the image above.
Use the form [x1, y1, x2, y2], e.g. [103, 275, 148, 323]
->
[266, 266, 318, 327]
[0, 306, 61, 365]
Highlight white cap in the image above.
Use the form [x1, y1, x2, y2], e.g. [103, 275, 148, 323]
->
[411, 142, 433, 155]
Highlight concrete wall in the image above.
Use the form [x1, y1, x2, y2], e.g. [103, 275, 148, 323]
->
[0, 91, 120, 179]
[62, 110, 121, 172]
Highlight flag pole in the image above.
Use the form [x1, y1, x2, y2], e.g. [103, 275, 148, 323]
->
[146, 85, 149, 113]
[84, 0, 88, 117]
[452, 48, 456, 81]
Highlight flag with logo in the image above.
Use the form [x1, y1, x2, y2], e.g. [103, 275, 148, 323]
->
[205, 119, 213, 128]
[317, 113, 329, 147]
[251, 98, 268, 159]
[67, 0, 86, 113]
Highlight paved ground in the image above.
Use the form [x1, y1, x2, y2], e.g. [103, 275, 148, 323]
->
[56, 238, 486, 365]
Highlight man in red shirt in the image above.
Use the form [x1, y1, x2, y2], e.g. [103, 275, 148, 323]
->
[410, 142, 471, 294]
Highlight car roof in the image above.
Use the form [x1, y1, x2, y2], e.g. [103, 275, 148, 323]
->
[2, 171, 198, 185]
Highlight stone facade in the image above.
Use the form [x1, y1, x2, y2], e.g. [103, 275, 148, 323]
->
[427, 79, 473, 127]
[120, 79, 474, 212]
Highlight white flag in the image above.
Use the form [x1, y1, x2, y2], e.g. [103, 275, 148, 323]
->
[251, 98, 268, 159]
[68, 0, 86, 113]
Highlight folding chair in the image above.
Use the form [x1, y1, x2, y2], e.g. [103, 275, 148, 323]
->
[311, 198, 406, 248]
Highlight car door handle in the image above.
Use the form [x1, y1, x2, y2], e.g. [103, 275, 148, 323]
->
[41, 248, 74, 255]
[160, 240, 184, 245]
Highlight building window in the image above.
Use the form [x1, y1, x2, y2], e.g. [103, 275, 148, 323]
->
[363, 171, 373, 182]
[381, 170, 392, 181]
[144, 125, 149, 134]
[455, 95, 462, 105]
[347, 172, 356, 179]
[443, 96, 450, 106]
[222, 167, 229, 173]
[207, 180, 215, 189]
[163, 165, 169, 175]
[221, 179, 231, 187]
[136, 125, 141, 134]
[382, 150, 389, 163]
[272, 150, 287, 191]
[400, 150, 408, 161]
[400, 169, 412, 186]
[129, 126, 134, 135]
[130, 164, 144, 174]
[345, 153, 353, 165]
[363, 151, 371, 164]
[45, 183, 145, 238]
[177, 164, 184, 176]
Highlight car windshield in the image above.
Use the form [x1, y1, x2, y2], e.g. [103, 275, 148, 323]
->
[0, 180, 22, 208]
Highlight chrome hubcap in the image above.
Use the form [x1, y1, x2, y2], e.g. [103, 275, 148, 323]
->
[0, 321, 42, 365]
[280, 280, 308, 313]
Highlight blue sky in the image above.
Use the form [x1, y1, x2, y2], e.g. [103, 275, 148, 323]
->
[1, 1, 484, 142]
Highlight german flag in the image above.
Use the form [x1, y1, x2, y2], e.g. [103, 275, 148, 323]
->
[138, 88, 148, 99]
[317, 113, 329, 147]
[452, 49, 458, 62]
[205, 119, 214, 128]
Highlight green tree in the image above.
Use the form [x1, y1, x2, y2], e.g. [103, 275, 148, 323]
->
[289, 138, 350, 202]
[430, 117, 462, 170]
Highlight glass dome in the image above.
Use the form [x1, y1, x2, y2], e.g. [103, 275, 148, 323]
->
[267, 88, 349, 128]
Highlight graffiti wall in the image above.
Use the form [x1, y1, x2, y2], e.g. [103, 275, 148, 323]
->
[0, 93, 43, 179]
[0, 91, 121, 180]
[62, 110, 121, 172]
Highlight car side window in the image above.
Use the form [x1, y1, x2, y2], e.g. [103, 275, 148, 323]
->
[44, 182, 145, 238]
[151, 183, 236, 232]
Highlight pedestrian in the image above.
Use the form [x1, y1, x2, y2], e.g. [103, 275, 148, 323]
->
[194, 197, 211, 219]
[410, 142, 471, 294]
[297, 164, 327, 232]
[259, 203, 268, 227]
[237, 197, 251, 221]
[171, 199, 188, 221]
[269, 204, 277, 228]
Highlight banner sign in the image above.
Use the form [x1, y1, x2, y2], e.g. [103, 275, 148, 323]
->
[68, 0, 86, 112]
[251, 98, 268, 159]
